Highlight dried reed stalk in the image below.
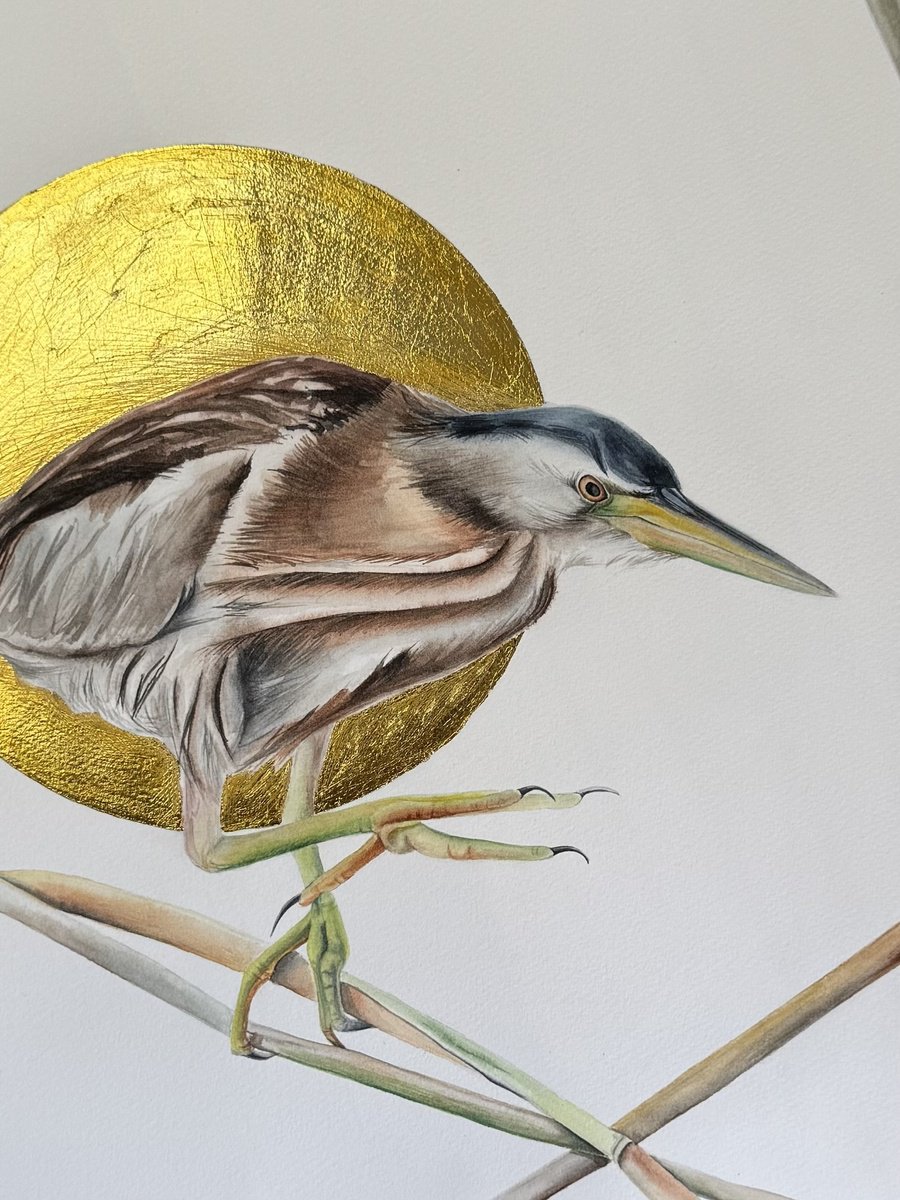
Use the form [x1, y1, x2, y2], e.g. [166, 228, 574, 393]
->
[3, 870, 897, 1199]
[866, 0, 900, 74]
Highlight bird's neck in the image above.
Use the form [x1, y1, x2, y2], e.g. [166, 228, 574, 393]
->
[400, 404, 559, 536]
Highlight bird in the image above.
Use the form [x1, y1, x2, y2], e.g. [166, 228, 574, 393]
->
[0, 354, 832, 1048]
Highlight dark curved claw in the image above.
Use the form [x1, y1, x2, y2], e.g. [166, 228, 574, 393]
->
[550, 844, 590, 865]
[517, 784, 556, 800]
[577, 786, 620, 798]
[270, 891, 303, 935]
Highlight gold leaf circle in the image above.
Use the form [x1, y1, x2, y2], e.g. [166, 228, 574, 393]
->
[0, 145, 540, 829]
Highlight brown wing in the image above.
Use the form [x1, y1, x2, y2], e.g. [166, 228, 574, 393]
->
[0, 356, 390, 655]
[0, 356, 389, 564]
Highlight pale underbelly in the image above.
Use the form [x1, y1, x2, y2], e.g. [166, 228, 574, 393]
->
[1, 590, 539, 774]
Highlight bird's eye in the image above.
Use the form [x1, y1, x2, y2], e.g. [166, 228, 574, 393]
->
[576, 475, 610, 504]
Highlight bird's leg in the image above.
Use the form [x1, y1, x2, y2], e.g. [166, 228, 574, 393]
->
[226, 732, 366, 1052]
[230, 911, 312, 1056]
[183, 773, 610, 877]
[282, 733, 368, 1044]
[201, 775, 611, 1044]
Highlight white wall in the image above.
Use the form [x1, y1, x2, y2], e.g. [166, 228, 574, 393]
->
[1, 3, 898, 1197]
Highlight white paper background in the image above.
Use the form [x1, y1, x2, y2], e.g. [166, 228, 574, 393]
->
[1, 3, 899, 1197]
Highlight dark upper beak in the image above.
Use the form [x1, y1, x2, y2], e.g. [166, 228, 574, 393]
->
[602, 487, 834, 596]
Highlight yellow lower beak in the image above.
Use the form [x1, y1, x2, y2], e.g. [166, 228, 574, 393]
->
[603, 489, 834, 596]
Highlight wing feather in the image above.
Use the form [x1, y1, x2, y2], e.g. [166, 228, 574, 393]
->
[0, 356, 390, 654]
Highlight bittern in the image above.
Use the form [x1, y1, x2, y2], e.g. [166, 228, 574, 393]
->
[0, 355, 831, 1050]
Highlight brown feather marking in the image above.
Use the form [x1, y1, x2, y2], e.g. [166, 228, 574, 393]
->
[242, 556, 557, 771]
[225, 384, 492, 570]
[0, 356, 389, 567]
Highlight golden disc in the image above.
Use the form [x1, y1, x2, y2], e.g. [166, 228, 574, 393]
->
[0, 145, 540, 830]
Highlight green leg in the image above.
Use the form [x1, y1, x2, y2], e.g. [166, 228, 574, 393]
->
[230, 912, 312, 1056]
[184, 766, 612, 876]
[284, 735, 368, 1044]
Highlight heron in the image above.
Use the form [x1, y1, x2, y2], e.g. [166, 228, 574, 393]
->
[0, 354, 832, 1051]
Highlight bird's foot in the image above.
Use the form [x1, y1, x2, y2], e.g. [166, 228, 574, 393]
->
[230, 911, 313, 1057]
[279, 786, 617, 909]
[307, 892, 369, 1045]
[373, 784, 616, 868]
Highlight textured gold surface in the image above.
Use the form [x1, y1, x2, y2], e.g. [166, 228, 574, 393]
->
[0, 145, 541, 830]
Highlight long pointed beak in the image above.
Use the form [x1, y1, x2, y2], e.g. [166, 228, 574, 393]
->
[603, 488, 834, 596]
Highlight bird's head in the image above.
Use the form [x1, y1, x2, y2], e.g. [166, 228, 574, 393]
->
[419, 405, 833, 596]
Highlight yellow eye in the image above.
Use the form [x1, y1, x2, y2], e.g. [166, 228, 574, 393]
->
[576, 474, 610, 504]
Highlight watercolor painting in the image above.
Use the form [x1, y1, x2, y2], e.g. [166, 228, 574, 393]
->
[2, 7, 899, 1199]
